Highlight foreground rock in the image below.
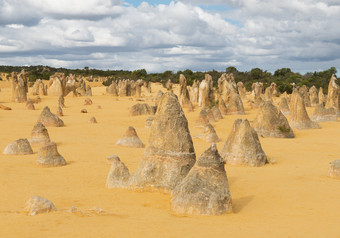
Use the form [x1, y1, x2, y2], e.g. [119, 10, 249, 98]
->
[328, 160, 340, 179]
[3, 138, 33, 155]
[252, 101, 294, 138]
[29, 122, 51, 146]
[221, 119, 267, 166]
[289, 90, 321, 129]
[38, 106, 64, 127]
[106, 156, 131, 188]
[171, 144, 232, 215]
[116, 126, 145, 148]
[25, 196, 57, 216]
[129, 92, 196, 190]
[36, 142, 66, 167]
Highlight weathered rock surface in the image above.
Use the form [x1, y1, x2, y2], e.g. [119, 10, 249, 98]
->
[309, 86, 319, 106]
[88, 117, 97, 123]
[116, 126, 145, 148]
[195, 108, 211, 127]
[325, 74, 339, 109]
[171, 144, 232, 215]
[106, 156, 131, 188]
[252, 101, 294, 138]
[29, 122, 50, 146]
[129, 92, 196, 190]
[130, 103, 152, 116]
[211, 106, 223, 120]
[38, 106, 64, 127]
[84, 97, 93, 105]
[25, 196, 57, 216]
[145, 116, 154, 128]
[224, 90, 245, 115]
[195, 123, 220, 143]
[311, 103, 337, 122]
[36, 142, 66, 167]
[56, 106, 63, 117]
[279, 96, 290, 115]
[289, 90, 321, 129]
[221, 119, 267, 166]
[26, 99, 35, 110]
[328, 160, 340, 179]
[3, 138, 33, 155]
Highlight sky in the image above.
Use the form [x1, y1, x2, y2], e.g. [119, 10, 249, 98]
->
[0, 0, 340, 73]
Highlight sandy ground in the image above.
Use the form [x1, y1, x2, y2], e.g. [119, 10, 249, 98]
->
[0, 81, 339, 238]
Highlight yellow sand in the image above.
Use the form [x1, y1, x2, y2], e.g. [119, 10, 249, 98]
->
[0, 81, 339, 238]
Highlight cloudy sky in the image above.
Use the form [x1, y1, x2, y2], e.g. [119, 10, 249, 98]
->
[0, 0, 339, 73]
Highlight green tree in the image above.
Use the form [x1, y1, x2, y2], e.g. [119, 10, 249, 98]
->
[226, 66, 238, 74]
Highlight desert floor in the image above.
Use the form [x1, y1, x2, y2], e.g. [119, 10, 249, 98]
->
[0, 81, 339, 238]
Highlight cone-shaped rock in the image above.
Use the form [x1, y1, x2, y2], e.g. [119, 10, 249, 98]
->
[253, 101, 294, 138]
[195, 108, 210, 127]
[106, 156, 131, 188]
[56, 106, 63, 117]
[218, 98, 228, 115]
[221, 119, 267, 166]
[195, 123, 220, 143]
[36, 142, 66, 167]
[25, 196, 57, 216]
[38, 106, 64, 127]
[328, 160, 340, 179]
[89, 117, 97, 123]
[29, 122, 50, 146]
[84, 97, 93, 105]
[311, 103, 337, 122]
[26, 99, 35, 110]
[211, 106, 223, 120]
[309, 86, 319, 106]
[129, 92, 196, 190]
[171, 144, 232, 215]
[224, 90, 245, 115]
[289, 90, 321, 129]
[3, 138, 33, 155]
[116, 126, 145, 148]
[106, 81, 118, 96]
[204, 107, 216, 122]
[279, 97, 290, 115]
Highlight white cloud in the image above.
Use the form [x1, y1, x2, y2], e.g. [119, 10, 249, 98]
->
[0, 0, 339, 72]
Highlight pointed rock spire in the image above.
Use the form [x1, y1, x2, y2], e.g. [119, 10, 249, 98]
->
[221, 119, 267, 166]
[116, 126, 145, 148]
[129, 92, 196, 190]
[253, 101, 294, 138]
[171, 144, 232, 215]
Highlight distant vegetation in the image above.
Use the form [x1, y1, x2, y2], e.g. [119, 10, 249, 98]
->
[0, 65, 337, 94]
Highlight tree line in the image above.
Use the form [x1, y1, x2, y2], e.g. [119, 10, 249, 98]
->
[0, 65, 337, 94]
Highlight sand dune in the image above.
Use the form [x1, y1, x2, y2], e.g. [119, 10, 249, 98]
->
[0, 81, 339, 237]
